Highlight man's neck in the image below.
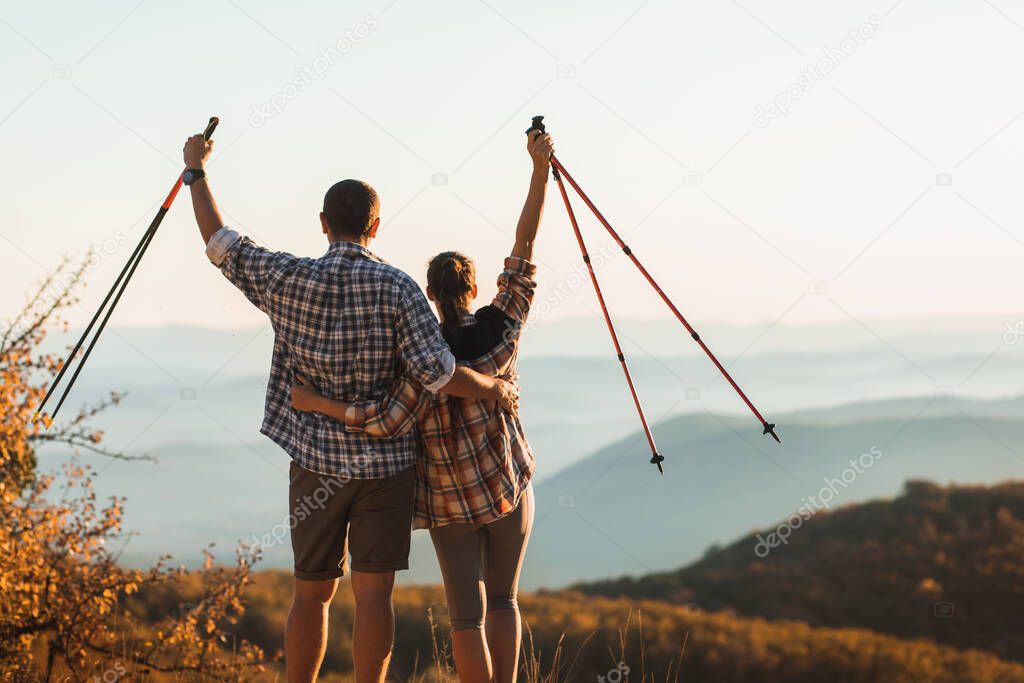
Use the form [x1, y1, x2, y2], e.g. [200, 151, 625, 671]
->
[329, 234, 372, 248]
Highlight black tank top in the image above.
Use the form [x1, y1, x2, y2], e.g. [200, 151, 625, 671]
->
[443, 305, 517, 362]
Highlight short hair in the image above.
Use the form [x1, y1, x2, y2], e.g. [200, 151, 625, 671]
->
[323, 180, 379, 238]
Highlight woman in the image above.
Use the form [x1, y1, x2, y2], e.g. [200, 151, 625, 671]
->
[291, 128, 554, 683]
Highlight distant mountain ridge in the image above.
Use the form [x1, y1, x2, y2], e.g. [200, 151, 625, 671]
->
[43, 393, 1024, 591]
[38, 313, 1024, 365]
[31, 317, 1024, 591]
[525, 405, 1024, 588]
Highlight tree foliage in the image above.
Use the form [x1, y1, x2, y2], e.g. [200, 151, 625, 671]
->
[0, 259, 265, 681]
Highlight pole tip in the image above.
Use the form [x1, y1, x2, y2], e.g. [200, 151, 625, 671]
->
[32, 411, 53, 429]
[763, 423, 781, 444]
[650, 452, 665, 474]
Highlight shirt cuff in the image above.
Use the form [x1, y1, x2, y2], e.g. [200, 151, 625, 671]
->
[206, 226, 241, 266]
[423, 349, 456, 393]
[344, 403, 367, 433]
[504, 256, 537, 277]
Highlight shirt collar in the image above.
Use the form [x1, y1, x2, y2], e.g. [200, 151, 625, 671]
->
[327, 240, 383, 262]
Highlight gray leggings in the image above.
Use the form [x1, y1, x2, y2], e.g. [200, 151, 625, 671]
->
[429, 485, 534, 631]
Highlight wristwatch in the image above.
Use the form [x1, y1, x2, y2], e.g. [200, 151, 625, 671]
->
[182, 168, 206, 185]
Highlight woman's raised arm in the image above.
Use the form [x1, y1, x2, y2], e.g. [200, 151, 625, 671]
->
[510, 131, 554, 261]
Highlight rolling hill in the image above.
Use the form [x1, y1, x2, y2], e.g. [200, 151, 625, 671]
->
[525, 405, 1024, 587]
[575, 480, 1024, 663]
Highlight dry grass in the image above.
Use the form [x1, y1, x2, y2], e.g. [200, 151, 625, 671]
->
[400, 607, 683, 683]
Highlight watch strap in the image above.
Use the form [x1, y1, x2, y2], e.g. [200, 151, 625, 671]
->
[182, 168, 206, 185]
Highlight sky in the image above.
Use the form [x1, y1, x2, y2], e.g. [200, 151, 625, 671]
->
[2, 0, 1024, 334]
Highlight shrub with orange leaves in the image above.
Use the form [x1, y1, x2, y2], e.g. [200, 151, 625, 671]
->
[0, 259, 265, 681]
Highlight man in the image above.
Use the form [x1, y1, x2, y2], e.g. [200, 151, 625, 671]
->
[182, 135, 516, 683]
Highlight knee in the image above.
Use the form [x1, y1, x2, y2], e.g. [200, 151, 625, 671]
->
[450, 616, 485, 631]
[293, 578, 338, 608]
[486, 594, 518, 613]
[351, 570, 396, 603]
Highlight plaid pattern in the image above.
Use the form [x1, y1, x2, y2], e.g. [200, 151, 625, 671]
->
[209, 229, 454, 479]
[346, 257, 538, 528]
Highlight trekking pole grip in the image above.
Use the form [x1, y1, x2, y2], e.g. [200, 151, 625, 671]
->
[203, 116, 220, 140]
[526, 115, 558, 179]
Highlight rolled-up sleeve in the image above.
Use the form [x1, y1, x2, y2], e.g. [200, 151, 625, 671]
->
[425, 350, 456, 392]
[491, 257, 537, 323]
[344, 376, 430, 438]
[205, 226, 241, 266]
[394, 279, 456, 393]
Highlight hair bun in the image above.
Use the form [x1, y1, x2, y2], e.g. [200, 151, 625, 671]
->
[427, 251, 477, 337]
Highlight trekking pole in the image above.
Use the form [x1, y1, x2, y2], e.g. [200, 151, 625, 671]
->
[36, 116, 220, 423]
[527, 118, 665, 473]
[529, 115, 780, 445]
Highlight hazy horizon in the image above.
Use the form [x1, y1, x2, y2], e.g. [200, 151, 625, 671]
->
[31, 309, 1024, 331]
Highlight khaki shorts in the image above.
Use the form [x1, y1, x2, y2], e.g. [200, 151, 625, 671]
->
[289, 462, 415, 581]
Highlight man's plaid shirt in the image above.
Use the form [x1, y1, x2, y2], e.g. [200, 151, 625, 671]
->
[344, 257, 537, 528]
[206, 228, 455, 479]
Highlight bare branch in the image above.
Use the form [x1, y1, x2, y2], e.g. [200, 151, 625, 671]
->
[30, 432, 155, 462]
[2, 255, 87, 355]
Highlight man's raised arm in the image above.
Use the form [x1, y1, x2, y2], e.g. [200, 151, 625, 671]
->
[183, 134, 224, 245]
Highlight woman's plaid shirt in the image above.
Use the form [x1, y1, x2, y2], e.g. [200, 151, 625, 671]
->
[206, 228, 455, 480]
[344, 257, 537, 528]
